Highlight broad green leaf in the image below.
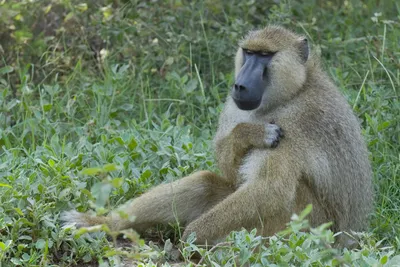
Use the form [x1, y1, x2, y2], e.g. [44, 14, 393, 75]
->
[14, 208, 23, 216]
[140, 169, 152, 181]
[43, 104, 52, 112]
[91, 182, 113, 207]
[43, 4, 52, 14]
[0, 66, 14, 75]
[127, 138, 137, 151]
[48, 159, 55, 167]
[111, 177, 123, 188]
[35, 239, 46, 249]
[75, 3, 88, 12]
[81, 167, 103, 175]
[103, 163, 118, 172]
[377, 121, 391, 131]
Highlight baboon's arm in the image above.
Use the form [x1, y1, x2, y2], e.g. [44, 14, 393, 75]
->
[215, 122, 283, 181]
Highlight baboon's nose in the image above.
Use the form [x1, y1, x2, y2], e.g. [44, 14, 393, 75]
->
[234, 84, 247, 92]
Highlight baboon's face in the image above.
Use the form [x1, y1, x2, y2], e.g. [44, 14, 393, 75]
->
[232, 49, 275, 110]
[232, 27, 309, 111]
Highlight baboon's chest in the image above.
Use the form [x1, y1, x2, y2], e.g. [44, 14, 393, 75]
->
[238, 149, 268, 185]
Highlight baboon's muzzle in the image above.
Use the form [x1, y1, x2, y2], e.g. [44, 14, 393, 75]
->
[231, 51, 272, 111]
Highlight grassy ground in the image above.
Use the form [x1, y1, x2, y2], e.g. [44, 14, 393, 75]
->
[0, 0, 399, 266]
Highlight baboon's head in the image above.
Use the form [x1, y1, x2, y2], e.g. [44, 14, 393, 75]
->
[232, 25, 309, 111]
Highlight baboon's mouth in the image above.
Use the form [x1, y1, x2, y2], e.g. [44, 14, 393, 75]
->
[232, 97, 262, 111]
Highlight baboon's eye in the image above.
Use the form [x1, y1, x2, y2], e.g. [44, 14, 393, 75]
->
[260, 51, 275, 57]
[243, 49, 254, 54]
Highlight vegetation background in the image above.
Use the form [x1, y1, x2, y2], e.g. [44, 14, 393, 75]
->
[0, 0, 399, 266]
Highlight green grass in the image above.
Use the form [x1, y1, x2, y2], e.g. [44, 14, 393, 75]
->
[0, 0, 399, 265]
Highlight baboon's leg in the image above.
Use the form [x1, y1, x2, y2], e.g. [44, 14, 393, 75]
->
[63, 171, 235, 232]
[182, 154, 299, 244]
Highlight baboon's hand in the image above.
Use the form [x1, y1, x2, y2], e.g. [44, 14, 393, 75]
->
[60, 210, 90, 228]
[264, 123, 284, 148]
[231, 122, 284, 149]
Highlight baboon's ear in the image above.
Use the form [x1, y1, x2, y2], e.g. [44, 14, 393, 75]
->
[298, 38, 309, 63]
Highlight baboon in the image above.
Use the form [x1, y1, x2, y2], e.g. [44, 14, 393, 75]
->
[62, 26, 373, 246]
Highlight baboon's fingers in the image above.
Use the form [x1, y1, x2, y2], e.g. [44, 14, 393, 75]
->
[264, 123, 284, 148]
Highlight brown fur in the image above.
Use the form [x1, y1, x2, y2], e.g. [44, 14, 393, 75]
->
[61, 25, 373, 246]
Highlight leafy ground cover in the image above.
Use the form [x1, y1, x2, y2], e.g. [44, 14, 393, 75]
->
[0, 0, 399, 266]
